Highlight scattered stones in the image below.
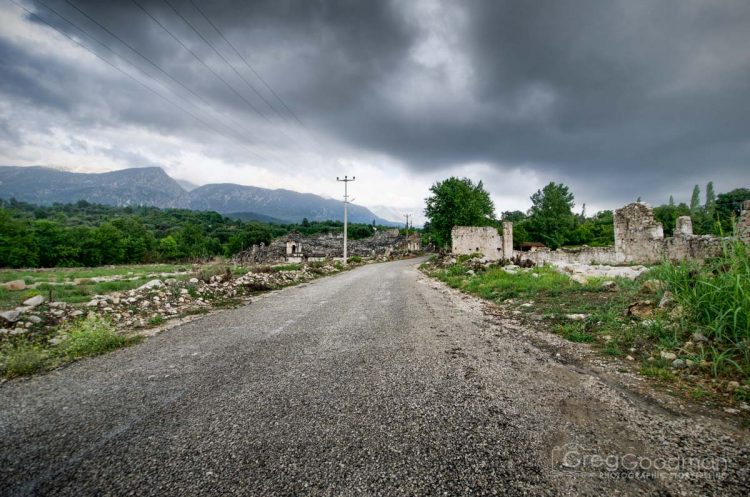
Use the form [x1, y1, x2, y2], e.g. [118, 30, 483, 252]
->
[672, 358, 686, 369]
[3, 279, 26, 291]
[189, 278, 200, 284]
[660, 351, 677, 361]
[627, 301, 655, 318]
[22, 295, 45, 307]
[601, 280, 617, 291]
[626, 355, 635, 361]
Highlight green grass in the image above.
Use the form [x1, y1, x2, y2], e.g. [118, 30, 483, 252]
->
[348, 256, 363, 264]
[0, 315, 140, 378]
[0, 264, 186, 285]
[57, 315, 136, 360]
[148, 315, 165, 326]
[425, 249, 750, 388]
[651, 240, 749, 376]
[0, 343, 50, 377]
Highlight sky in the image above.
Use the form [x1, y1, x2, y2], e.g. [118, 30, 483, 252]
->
[1, 0, 749, 224]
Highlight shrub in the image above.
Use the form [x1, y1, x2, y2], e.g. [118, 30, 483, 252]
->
[348, 256, 362, 263]
[0, 343, 49, 378]
[57, 315, 134, 360]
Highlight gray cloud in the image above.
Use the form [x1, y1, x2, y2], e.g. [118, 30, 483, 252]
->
[1, 0, 749, 210]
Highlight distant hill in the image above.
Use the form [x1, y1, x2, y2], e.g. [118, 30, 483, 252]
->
[0, 166, 187, 208]
[0, 166, 398, 225]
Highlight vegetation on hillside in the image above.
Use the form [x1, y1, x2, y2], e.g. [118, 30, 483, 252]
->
[0, 199, 394, 268]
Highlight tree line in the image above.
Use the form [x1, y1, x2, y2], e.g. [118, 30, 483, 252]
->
[0, 199, 387, 268]
[423, 177, 750, 250]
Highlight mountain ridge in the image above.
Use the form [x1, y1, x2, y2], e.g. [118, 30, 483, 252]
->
[0, 166, 398, 225]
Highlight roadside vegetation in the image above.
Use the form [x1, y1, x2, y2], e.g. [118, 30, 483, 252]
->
[0, 314, 140, 378]
[422, 244, 750, 408]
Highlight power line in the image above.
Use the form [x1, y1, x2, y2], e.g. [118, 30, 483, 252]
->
[187, 0, 303, 126]
[16, 0, 269, 162]
[60, 0, 270, 153]
[161, 0, 272, 122]
[130, 0, 265, 118]
[160, 0, 309, 151]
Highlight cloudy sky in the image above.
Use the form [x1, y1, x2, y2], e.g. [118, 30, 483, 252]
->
[1, 0, 749, 223]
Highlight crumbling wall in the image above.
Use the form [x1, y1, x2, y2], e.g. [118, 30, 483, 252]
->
[511, 202, 737, 266]
[232, 228, 420, 264]
[613, 203, 665, 264]
[451, 226, 504, 260]
[518, 246, 620, 266]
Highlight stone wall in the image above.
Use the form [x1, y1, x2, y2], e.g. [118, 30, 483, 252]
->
[453, 200, 747, 267]
[451, 226, 503, 260]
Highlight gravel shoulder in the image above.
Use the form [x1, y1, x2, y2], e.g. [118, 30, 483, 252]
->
[1, 258, 748, 496]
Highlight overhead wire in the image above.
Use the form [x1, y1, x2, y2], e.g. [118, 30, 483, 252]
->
[16, 0, 269, 162]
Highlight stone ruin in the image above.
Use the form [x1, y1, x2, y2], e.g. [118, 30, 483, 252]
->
[451, 223, 513, 261]
[452, 200, 750, 266]
[232, 228, 422, 264]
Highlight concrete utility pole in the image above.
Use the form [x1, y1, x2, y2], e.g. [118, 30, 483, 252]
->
[336, 175, 355, 263]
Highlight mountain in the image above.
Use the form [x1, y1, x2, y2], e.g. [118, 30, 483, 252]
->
[0, 166, 188, 208]
[0, 166, 398, 225]
[188, 183, 393, 224]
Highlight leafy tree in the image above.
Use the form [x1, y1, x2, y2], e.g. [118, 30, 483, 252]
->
[158, 235, 180, 260]
[715, 188, 750, 234]
[525, 182, 575, 249]
[690, 185, 701, 213]
[705, 181, 716, 210]
[424, 177, 495, 247]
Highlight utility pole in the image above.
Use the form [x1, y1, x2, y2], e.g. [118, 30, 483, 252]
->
[336, 175, 355, 264]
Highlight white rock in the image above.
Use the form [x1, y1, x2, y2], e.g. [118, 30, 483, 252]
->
[180, 288, 189, 295]
[48, 301, 67, 309]
[138, 279, 164, 291]
[0, 309, 22, 323]
[189, 278, 200, 284]
[22, 295, 45, 307]
[69, 310, 84, 317]
[28, 315, 42, 324]
[3, 279, 26, 291]
[660, 351, 677, 361]
[565, 313, 588, 321]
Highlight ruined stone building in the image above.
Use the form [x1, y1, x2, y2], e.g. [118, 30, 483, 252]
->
[451, 200, 750, 266]
[232, 228, 422, 264]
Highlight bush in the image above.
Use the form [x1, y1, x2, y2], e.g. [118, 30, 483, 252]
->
[348, 256, 362, 263]
[58, 315, 134, 360]
[653, 240, 749, 374]
[0, 343, 49, 378]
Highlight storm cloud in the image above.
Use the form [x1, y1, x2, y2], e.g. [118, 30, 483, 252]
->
[1, 0, 749, 220]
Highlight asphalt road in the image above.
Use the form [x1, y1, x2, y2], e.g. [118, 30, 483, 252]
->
[1, 258, 748, 496]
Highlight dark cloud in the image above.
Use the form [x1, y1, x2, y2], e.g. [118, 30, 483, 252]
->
[1, 0, 749, 209]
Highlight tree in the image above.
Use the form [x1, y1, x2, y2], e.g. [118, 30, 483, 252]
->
[424, 177, 495, 247]
[525, 182, 575, 249]
[669, 195, 675, 206]
[705, 181, 716, 210]
[714, 188, 750, 234]
[690, 185, 701, 213]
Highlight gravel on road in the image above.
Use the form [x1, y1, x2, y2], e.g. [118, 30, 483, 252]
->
[1, 257, 748, 496]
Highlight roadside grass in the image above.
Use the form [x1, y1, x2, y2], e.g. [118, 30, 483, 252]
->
[0, 315, 140, 379]
[424, 250, 750, 401]
[0, 264, 187, 285]
[274, 263, 303, 272]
